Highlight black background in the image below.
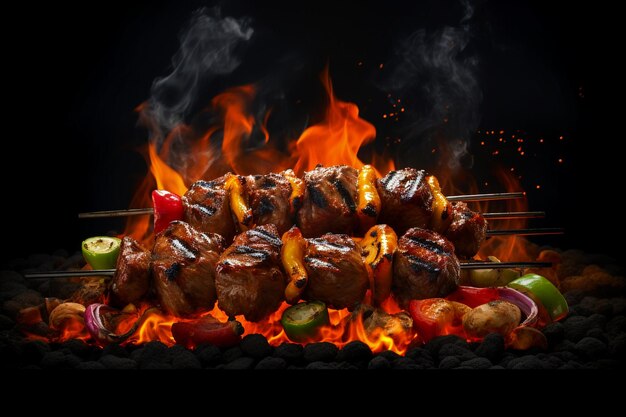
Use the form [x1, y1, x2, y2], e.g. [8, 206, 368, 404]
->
[2, 0, 620, 262]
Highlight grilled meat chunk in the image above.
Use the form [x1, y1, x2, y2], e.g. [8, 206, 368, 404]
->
[393, 227, 460, 307]
[152, 221, 224, 317]
[109, 237, 151, 307]
[215, 224, 286, 321]
[297, 165, 359, 237]
[244, 173, 293, 235]
[303, 233, 369, 310]
[446, 202, 487, 258]
[377, 168, 434, 235]
[183, 176, 236, 243]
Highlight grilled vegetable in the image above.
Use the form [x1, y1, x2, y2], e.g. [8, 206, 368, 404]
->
[151, 189, 184, 234]
[225, 174, 253, 231]
[357, 165, 381, 232]
[282, 169, 305, 215]
[462, 300, 522, 339]
[281, 226, 309, 304]
[360, 224, 397, 306]
[171, 315, 244, 349]
[426, 175, 452, 233]
[48, 302, 87, 336]
[468, 256, 521, 287]
[81, 236, 121, 270]
[508, 273, 568, 324]
[280, 300, 329, 342]
[84, 303, 151, 346]
[408, 298, 469, 342]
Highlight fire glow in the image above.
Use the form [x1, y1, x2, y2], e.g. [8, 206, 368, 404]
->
[93, 69, 532, 355]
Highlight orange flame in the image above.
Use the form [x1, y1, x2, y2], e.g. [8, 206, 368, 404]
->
[476, 168, 535, 262]
[110, 69, 539, 353]
[293, 67, 378, 175]
[125, 298, 414, 355]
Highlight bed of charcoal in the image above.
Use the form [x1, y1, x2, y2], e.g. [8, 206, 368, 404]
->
[1, 248, 625, 370]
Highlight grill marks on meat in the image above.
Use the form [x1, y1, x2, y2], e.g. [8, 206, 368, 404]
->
[297, 165, 359, 237]
[215, 224, 286, 322]
[393, 228, 460, 307]
[446, 202, 487, 259]
[303, 233, 369, 310]
[377, 168, 433, 235]
[244, 173, 293, 235]
[183, 177, 236, 243]
[109, 237, 151, 307]
[152, 221, 224, 317]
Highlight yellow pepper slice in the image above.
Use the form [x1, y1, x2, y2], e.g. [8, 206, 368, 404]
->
[357, 165, 381, 233]
[225, 173, 253, 231]
[281, 226, 309, 304]
[360, 224, 398, 306]
[281, 169, 305, 216]
[427, 175, 452, 234]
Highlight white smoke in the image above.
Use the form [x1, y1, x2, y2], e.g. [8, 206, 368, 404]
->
[382, 0, 481, 171]
[147, 9, 253, 146]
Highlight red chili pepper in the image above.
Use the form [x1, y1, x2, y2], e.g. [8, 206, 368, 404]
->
[151, 190, 184, 234]
[171, 316, 244, 349]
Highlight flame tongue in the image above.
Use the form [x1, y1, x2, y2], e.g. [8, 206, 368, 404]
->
[293, 67, 377, 175]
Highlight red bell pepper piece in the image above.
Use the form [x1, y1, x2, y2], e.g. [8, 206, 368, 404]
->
[151, 190, 184, 234]
[171, 316, 244, 349]
[408, 299, 467, 343]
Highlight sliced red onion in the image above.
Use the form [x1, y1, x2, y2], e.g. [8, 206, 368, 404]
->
[495, 287, 539, 327]
[448, 286, 539, 327]
[84, 303, 144, 346]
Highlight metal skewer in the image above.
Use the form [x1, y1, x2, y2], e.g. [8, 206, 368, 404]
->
[446, 191, 525, 202]
[459, 261, 553, 269]
[482, 211, 545, 220]
[23, 261, 554, 280]
[486, 228, 564, 236]
[78, 208, 155, 218]
[78, 191, 528, 219]
[24, 269, 116, 279]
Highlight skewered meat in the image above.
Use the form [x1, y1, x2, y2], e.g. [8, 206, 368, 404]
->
[377, 168, 434, 236]
[244, 173, 293, 235]
[393, 227, 460, 307]
[446, 202, 488, 258]
[152, 221, 224, 317]
[109, 237, 151, 307]
[303, 233, 369, 310]
[215, 224, 286, 321]
[297, 165, 359, 237]
[183, 176, 236, 243]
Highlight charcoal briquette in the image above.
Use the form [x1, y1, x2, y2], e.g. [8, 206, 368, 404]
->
[303, 342, 338, 363]
[367, 356, 391, 370]
[195, 344, 222, 366]
[336, 340, 372, 363]
[506, 355, 547, 370]
[99, 354, 138, 370]
[255, 356, 287, 369]
[438, 356, 461, 369]
[437, 343, 476, 362]
[461, 357, 492, 369]
[76, 361, 106, 370]
[377, 350, 401, 362]
[223, 356, 255, 370]
[240, 333, 273, 359]
[474, 333, 505, 362]
[272, 342, 304, 363]
[222, 346, 244, 363]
